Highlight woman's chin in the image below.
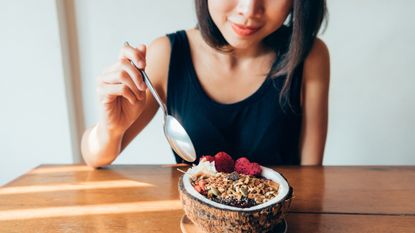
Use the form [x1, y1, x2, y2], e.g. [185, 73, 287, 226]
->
[220, 30, 264, 51]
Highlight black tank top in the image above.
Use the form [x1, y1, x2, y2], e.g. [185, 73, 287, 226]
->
[166, 30, 303, 165]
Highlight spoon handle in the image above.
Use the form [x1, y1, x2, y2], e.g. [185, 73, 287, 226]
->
[138, 69, 168, 115]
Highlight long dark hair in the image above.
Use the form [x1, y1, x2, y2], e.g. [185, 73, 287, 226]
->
[195, 0, 327, 107]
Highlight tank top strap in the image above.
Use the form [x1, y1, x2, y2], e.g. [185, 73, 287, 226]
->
[166, 30, 189, 77]
[166, 30, 188, 56]
[166, 31, 189, 108]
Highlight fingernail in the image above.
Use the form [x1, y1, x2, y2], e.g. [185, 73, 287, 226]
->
[138, 61, 145, 69]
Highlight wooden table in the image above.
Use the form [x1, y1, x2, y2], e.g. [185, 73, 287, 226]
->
[0, 165, 414, 232]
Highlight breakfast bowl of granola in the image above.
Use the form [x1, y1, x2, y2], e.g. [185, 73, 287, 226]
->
[178, 152, 293, 233]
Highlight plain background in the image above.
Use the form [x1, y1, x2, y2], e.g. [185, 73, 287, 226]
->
[1, 0, 414, 185]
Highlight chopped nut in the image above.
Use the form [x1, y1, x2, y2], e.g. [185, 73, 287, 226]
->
[240, 187, 248, 196]
[211, 187, 220, 196]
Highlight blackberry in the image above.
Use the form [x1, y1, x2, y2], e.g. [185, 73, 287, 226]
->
[239, 197, 257, 208]
[210, 197, 257, 208]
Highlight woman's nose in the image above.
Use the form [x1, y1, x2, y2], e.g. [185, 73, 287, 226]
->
[236, 0, 264, 18]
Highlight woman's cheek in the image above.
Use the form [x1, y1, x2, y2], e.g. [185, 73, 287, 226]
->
[208, 0, 236, 12]
[208, 0, 236, 25]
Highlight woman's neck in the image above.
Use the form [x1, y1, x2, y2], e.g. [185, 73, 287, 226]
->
[195, 34, 271, 70]
[203, 42, 274, 71]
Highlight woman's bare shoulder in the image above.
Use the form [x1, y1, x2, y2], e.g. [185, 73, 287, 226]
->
[303, 38, 330, 82]
[146, 35, 171, 75]
[145, 35, 172, 95]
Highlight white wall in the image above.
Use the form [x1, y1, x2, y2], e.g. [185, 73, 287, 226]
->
[0, 0, 74, 185]
[1, 0, 414, 185]
[321, 0, 415, 165]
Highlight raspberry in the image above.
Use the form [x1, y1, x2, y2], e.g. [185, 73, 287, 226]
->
[235, 157, 250, 166]
[247, 163, 262, 177]
[234, 157, 262, 176]
[235, 157, 251, 174]
[199, 155, 215, 163]
[214, 152, 234, 173]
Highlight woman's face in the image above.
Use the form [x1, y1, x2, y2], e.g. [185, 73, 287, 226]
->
[208, 0, 293, 50]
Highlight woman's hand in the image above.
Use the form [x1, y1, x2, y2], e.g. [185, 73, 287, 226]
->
[96, 42, 148, 136]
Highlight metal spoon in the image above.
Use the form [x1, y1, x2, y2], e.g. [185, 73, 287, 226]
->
[125, 42, 196, 162]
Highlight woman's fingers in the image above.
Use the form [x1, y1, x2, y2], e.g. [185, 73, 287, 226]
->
[97, 83, 137, 105]
[95, 42, 149, 105]
[120, 42, 147, 69]
[119, 58, 147, 91]
[99, 70, 143, 100]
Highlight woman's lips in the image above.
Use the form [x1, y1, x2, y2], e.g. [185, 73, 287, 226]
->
[231, 23, 261, 37]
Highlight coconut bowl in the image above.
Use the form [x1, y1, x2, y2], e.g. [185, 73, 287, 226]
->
[178, 166, 293, 233]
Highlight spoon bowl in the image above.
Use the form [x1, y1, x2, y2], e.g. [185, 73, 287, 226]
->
[164, 115, 196, 162]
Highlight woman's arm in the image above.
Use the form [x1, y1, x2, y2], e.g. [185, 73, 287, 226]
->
[81, 36, 171, 167]
[299, 38, 330, 165]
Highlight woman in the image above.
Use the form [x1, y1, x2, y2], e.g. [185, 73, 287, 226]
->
[81, 0, 330, 167]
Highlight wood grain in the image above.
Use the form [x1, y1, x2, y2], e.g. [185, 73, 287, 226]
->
[0, 164, 413, 232]
[276, 166, 415, 215]
[286, 213, 415, 233]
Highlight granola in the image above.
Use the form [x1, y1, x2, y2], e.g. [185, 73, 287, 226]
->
[191, 171, 279, 208]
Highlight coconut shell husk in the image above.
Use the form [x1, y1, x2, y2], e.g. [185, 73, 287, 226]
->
[178, 176, 293, 233]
